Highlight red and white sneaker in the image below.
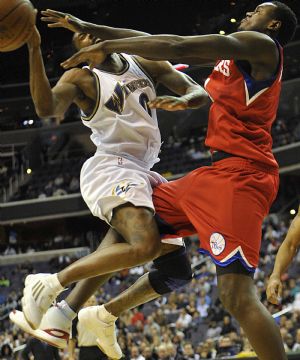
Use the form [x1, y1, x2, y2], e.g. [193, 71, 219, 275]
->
[22, 273, 64, 329]
[10, 306, 70, 349]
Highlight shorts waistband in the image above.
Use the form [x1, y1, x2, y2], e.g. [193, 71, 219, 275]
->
[211, 151, 279, 175]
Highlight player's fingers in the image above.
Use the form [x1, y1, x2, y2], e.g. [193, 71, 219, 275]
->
[41, 17, 60, 23]
[44, 9, 67, 18]
[47, 23, 64, 28]
[61, 55, 80, 69]
[278, 282, 283, 299]
[268, 285, 280, 304]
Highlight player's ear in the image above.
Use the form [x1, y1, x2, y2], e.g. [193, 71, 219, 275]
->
[267, 19, 281, 32]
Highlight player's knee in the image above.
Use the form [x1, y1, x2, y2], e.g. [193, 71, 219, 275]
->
[218, 283, 253, 317]
[148, 247, 193, 295]
[134, 240, 161, 263]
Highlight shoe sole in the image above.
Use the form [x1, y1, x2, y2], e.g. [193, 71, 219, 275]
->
[9, 311, 66, 349]
[96, 339, 123, 360]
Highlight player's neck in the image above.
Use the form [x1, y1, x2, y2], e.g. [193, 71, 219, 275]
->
[96, 53, 125, 73]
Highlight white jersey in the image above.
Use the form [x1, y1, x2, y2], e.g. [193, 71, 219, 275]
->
[81, 53, 161, 169]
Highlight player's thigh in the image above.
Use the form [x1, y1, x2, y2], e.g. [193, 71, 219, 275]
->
[96, 228, 125, 251]
[111, 203, 161, 249]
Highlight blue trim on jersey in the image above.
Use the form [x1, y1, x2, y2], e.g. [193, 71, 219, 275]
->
[235, 39, 281, 99]
[197, 248, 256, 273]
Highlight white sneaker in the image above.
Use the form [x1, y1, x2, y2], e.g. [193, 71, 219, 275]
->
[9, 306, 71, 348]
[78, 305, 122, 359]
[22, 273, 64, 329]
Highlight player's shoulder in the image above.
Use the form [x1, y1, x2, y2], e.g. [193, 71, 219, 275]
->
[59, 67, 93, 83]
[229, 31, 277, 49]
[229, 31, 278, 64]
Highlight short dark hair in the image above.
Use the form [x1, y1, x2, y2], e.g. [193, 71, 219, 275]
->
[271, 1, 298, 46]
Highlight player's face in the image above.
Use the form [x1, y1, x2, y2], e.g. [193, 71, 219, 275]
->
[238, 3, 277, 32]
[72, 33, 101, 50]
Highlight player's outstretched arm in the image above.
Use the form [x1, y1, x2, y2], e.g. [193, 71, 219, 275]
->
[41, 9, 149, 39]
[27, 27, 81, 119]
[136, 57, 209, 111]
[61, 31, 277, 70]
[267, 206, 300, 305]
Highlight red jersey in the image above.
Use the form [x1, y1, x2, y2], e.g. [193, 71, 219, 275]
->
[204, 42, 283, 168]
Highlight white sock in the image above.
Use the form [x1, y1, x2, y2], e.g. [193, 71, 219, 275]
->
[57, 300, 77, 321]
[98, 304, 118, 322]
[48, 273, 64, 292]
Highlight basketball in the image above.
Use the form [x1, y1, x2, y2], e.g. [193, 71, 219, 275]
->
[0, 0, 35, 52]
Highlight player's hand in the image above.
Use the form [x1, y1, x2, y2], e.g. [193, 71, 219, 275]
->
[266, 275, 283, 305]
[41, 9, 86, 33]
[61, 43, 106, 69]
[148, 96, 189, 111]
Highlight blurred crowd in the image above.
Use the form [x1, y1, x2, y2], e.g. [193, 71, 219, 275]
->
[0, 112, 299, 203]
[1, 217, 300, 359]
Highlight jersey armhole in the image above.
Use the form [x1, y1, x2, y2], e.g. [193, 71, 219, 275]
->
[80, 67, 101, 122]
[130, 55, 156, 89]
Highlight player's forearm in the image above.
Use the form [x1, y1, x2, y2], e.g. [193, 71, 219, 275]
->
[83, 22, 149, 40]
[182, 86, 209, 109]
[101, 34, 222, 62]
[28, 46, 55, 117]
[101, 35, 183, 61]
[271, 240, 298, 278]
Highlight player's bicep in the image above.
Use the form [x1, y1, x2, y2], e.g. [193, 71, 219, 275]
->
[175, 32, 276, 63]
[52, 79, 79, 117]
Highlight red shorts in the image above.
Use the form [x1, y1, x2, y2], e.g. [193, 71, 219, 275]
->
[153, 157, 279, 272]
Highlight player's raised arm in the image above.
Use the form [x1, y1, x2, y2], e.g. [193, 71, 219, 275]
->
[27, 27, 81, 119]
[135, 57, 209, 111]
[267, 206, 300, 305]
[61, 31, 277, 71]
[41, 9, 150, 39]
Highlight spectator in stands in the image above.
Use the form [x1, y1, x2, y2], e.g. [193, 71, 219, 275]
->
[0, 342, 13, 360]
[181, 342, 197, 360]
[131, 307, 145, 326]
[142, 346, 156, 360]
[176, 309, 192, 330]
[0, 162, 8, 178]
[196, 297, 209, 318]
[216, 336, 237, 357]
[130, 345, 145, 360]
[292, 329, 300, 352]
[220, 315, 236, 335]
[206, 320, 222, 339]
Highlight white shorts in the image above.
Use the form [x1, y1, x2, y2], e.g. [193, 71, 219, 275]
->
[80, 153, 183, 246]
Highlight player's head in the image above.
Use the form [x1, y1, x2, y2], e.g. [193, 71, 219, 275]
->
[238, 2, 297, 46]
[72, 32, 101, 51]
[83, 295, 97, 307]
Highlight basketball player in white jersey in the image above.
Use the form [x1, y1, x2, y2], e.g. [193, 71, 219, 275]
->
[11, 14, 208, 359]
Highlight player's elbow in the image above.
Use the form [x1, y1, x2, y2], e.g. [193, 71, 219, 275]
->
[36, 107, 53, 118]
[169, 41, 187, 59]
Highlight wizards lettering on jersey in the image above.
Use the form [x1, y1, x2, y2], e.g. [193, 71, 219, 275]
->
[105, 79, 152, 114]
[112, 181, 139, 198]
[213, 60, 231, 77]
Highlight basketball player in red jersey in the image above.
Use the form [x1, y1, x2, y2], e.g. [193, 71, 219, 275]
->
[60, 2, 297, 359]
